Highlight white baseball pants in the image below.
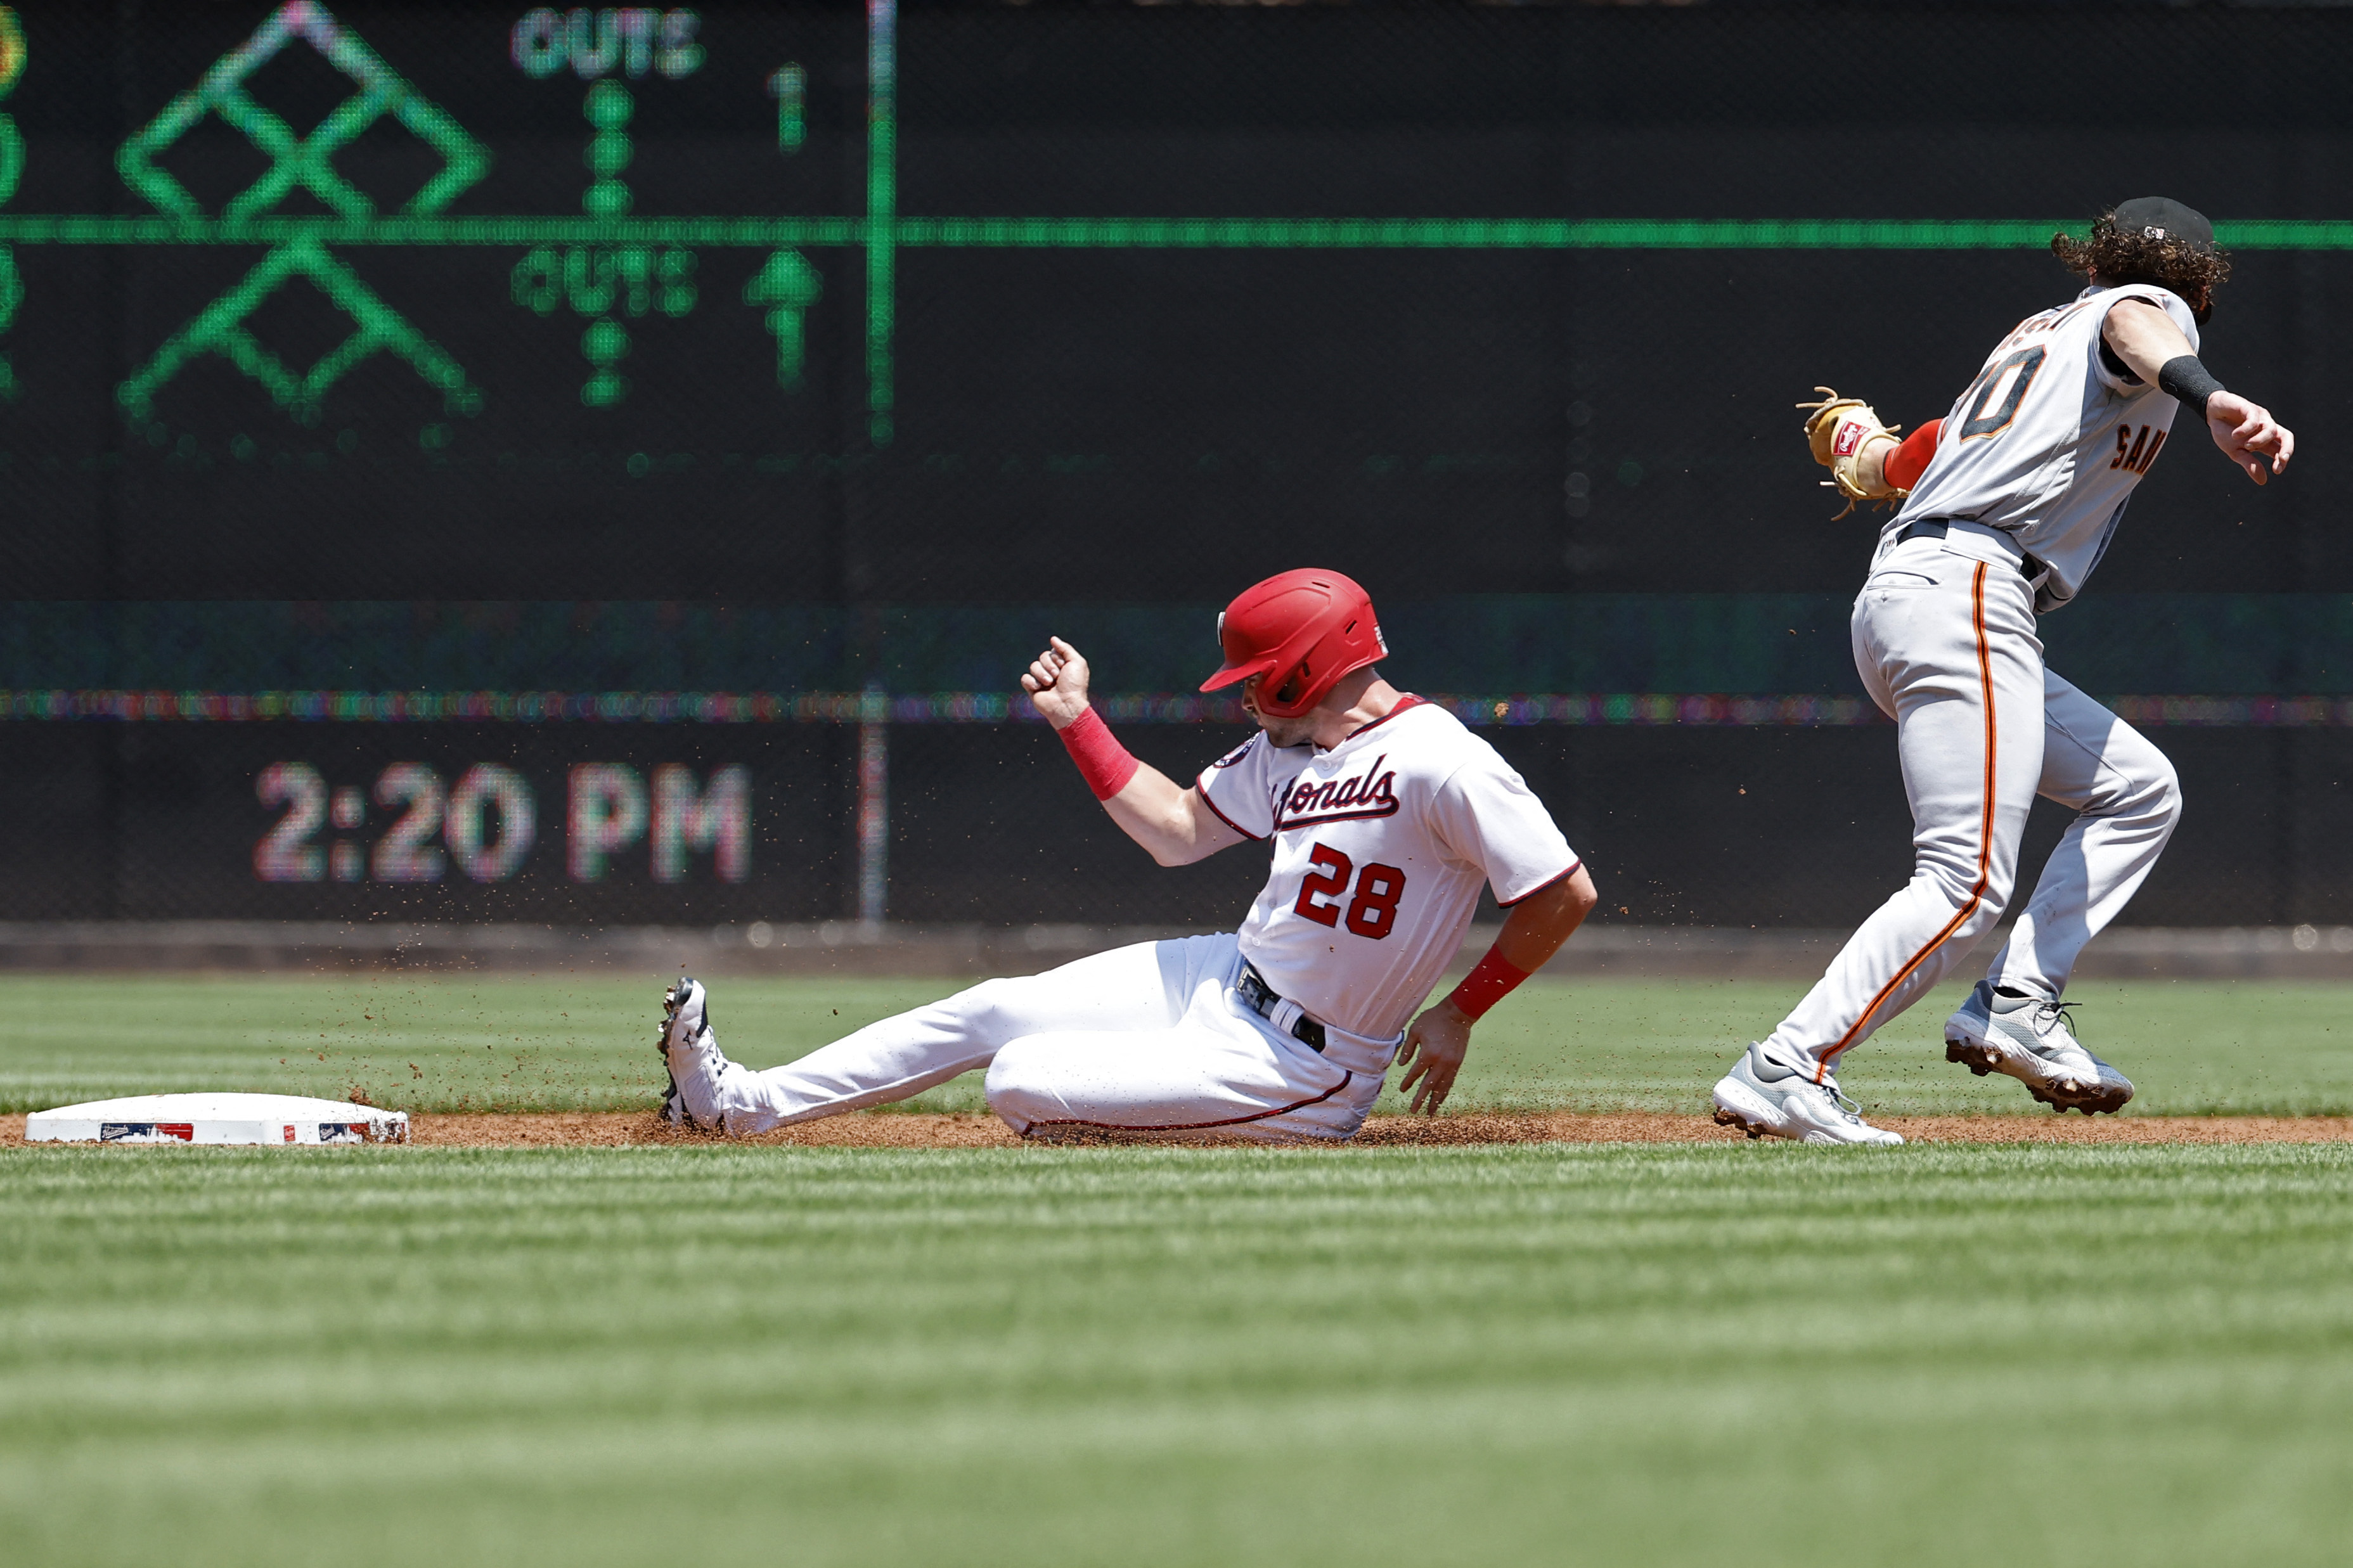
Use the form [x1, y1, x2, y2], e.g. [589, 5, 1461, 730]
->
[1765, 526, 2181, 1080]
[665, 932, 1393, 1141]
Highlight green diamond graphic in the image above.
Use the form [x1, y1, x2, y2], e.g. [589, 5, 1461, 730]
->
[118, 234, 477, 425]
[119, 0, 486, 220]
[114, 1, 487, 423]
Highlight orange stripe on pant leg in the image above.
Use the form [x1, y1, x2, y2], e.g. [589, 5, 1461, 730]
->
[1816, 562, 1997, 1081]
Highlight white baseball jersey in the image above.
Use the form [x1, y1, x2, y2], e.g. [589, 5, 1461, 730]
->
[1196, 697, 1579, 1041]
[1893, 282, 2200, 609]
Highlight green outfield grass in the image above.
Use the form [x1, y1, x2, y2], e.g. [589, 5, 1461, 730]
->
[4, 1141, 2351, 1567]
[3, 970, 2350, 1118]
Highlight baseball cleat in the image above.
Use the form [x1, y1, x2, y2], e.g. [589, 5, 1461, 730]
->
[1944, 980, 2133, 1115]
[657, 976, 714, 1127]
[1712, 1042, 1904, 1146]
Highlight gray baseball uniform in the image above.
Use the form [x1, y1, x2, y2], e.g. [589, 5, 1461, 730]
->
[1765, 283, 2193, 1079]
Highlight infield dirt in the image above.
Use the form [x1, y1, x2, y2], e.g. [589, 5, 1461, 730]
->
[10, 1110, 2353, 1148]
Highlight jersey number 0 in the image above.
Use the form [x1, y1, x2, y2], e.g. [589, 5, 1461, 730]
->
[1957, 345, 2047, 440]
[1294, 842, 1407, 939]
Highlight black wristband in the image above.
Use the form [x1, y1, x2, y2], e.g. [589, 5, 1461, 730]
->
[2157, 355, 2225, 420]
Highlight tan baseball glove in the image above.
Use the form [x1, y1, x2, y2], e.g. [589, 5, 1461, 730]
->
[1797, 387, 1905, 518]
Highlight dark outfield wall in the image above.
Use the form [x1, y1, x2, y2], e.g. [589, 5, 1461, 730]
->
[1, 1, 2347, 925]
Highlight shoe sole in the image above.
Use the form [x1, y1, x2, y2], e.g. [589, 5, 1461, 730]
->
[1712, 1105, 1772, 1140]
[659, 979, 710, 1128]
[661, 979, 707, 1053]
[1944, 1036, 2132, 1116]
[1712, 1078, 1789, 1141]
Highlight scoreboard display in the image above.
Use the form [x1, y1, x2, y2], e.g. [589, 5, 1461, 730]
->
[2, 1, 2335, 612]
[0, 0, 1611, 607]
[3, 3, 870, 601]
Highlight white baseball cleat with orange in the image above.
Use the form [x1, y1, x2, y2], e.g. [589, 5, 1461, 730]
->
[1712, 1041, 1904, 1146]
[1944, 980, 2134, 1115]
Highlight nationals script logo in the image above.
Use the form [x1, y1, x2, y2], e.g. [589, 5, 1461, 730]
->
[1273, 755, 1400, 831]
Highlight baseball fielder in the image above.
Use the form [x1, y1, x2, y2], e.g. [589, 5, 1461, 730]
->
[1716, 198, 2295, 1145]
[657, 569, 1598, 1141]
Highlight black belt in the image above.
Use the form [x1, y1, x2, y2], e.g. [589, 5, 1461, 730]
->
[1895, 520, 2048, 582]
[1237, 964, 1326, 1052]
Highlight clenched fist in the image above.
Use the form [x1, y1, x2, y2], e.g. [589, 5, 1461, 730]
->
[1021, 636, 1093, 730]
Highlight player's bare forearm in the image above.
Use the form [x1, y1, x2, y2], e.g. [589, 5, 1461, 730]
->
[1022, 635, 1244, 866]
[1397, 866, 1598, 1114]
[1104, 778, 1243, 867]
[2102, 298, 2196, 385]
[2103, 299, 2293, 484]
[1493, 865, 1599, 971]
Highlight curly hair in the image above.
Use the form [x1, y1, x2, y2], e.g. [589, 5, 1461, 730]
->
[2051, 212, 2231, 319]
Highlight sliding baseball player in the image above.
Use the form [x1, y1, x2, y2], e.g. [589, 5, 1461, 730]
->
[657, 568, 1598, 1140]
[1716, 198, 2295, 1145]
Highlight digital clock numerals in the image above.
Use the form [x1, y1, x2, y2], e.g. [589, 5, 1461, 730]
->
[253, 762, 745, 885]
[254, 762, 330, 882]
[371, 762, 451, 883]
[448, 765, 538, 882]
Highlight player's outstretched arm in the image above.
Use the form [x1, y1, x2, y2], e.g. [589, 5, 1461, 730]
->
[1022, 636, 1246, 867]
[1396, 865, 1599, 1115]
[2104, 299, 2294, 485]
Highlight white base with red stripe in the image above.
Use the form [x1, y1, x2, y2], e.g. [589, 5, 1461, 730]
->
[25, 1093, 408, 1146]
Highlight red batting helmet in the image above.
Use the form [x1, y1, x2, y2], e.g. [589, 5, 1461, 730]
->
[1198, 569, 1388, 719]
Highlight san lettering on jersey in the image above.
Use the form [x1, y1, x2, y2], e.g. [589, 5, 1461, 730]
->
[1197, 698, 1576, 1042]
[1893, 283, 2201, 610]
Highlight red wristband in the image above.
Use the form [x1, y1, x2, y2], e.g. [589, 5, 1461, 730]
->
[1446, 947, 1531, 1022]
[1057, 707, 1142, 801]
[1884, 418, 1942, 492]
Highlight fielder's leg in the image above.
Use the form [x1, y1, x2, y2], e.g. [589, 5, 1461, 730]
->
[662, 934, 1232, 1134]
[1722, 547, 2045, 1142]
[1989, 672, 2181, 998]
[1942, 672, 2174, 1113]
